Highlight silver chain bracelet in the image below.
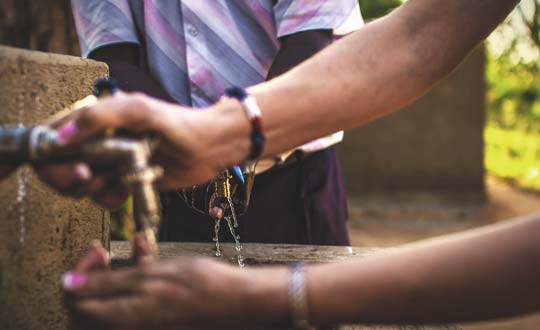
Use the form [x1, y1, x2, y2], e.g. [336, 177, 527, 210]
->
[288, 263, 315, 330]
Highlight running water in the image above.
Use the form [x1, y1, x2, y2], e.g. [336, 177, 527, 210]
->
[213, 218, 221, 257]
[16, 94, 27, 245]
[16, 168, 27, 245]
[212, 216, 245, 267]
[224, 216, 244, 267]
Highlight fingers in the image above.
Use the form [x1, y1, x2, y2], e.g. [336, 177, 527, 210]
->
[63, 267, 141, 298]
[71, 296, 152, 330]
[45, 95, 98, 128]
[209, 207, 224, 220]
[36, 163, 92, 193]
[92, 183, 132, 209]
[74, 241, 110, 273]
[132, 234, 154, 265]
[36, 163, 129, 208]
[56, 93, 166, 146]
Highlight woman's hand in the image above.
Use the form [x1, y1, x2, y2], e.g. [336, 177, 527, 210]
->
[63, 251, 290, 329]
[37, 92, 250, 207]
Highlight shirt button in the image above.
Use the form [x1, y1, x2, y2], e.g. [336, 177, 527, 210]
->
[188, 26, 199, 37]
[193, 86, 205, 97]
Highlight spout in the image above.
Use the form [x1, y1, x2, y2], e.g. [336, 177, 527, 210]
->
[0, 124, 163, 258]
[0, 126, 65, 163]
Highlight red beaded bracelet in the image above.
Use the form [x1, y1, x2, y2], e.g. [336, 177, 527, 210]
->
[224, 87, 266, 161]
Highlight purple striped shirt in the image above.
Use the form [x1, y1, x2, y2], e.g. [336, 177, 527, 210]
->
[71, 0, 363, 156]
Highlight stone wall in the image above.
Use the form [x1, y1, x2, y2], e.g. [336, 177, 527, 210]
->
[337, 46, 486, 197]
[0, 46, 109, 330]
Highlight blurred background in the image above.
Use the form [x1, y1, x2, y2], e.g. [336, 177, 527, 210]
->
[0, 0, 539, 329]
[1, 0, 539, 239]
[1, 0, 539, 237]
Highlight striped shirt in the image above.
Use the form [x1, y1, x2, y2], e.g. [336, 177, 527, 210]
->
[71, 0, 363, 159]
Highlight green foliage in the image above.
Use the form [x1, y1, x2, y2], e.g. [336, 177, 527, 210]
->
[110, 197, 134, 240]
[359, 0, 403, 20]
[486, 49, 540, 128]
[485, 126, 540, 191]
[485, 2, 540, 192]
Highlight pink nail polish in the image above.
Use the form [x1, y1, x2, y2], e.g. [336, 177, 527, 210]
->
[62, 272, 87, 289]
[56, 122, 78, 143]
[75, 164, 92, 181]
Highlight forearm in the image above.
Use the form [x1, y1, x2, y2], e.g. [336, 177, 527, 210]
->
[306, 213, 540, 325]
[240, 0, 518, 158]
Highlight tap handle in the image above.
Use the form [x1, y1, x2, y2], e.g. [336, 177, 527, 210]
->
[93, 78, 119, 97]
[0, 127, 32, 164]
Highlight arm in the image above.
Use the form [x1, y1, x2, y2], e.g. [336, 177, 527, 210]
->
[215, 0, 520, 158]
[303, 213, 540, 324]
[55, 0, 519, 189]
[63, 214, 540, 328]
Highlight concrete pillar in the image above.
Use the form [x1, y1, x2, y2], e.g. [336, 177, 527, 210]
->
[337, 46, 486, 197]
[0, 46, 109, 330]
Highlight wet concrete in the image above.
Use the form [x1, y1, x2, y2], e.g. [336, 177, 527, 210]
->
[112, 241, 462, 330]
[0, 46, 109, 330]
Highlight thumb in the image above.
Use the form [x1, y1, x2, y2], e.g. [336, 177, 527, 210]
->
[132, 234, 154, 265]
[74, 241, 110, 273]
[55, 93, 161, 146]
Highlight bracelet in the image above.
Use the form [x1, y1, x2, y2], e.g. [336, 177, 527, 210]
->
[288, 263, 314, 330]
[224, 87, 266, 161]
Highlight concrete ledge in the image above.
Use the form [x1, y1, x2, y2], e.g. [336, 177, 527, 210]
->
[0, 46, 109, 330]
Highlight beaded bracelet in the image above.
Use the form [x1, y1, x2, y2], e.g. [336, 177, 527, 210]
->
[224, 87, 266, 161]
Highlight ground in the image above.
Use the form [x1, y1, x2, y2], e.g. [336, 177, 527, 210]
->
[346, 176, 540, 330]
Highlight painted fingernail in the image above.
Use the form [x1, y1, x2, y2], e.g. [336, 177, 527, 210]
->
[210, 206, 224, 220]
[62, 272, 87, 289]
[74, 164, 92, 181]
[56, 122, 78, 143]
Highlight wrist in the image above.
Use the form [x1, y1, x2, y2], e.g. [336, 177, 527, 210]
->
[239, 267, 290, 326]
[200, 98, 252, 169]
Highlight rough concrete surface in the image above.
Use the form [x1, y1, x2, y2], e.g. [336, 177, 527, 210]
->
[337, 46, 485, 196]
[0, 46, 109, 330]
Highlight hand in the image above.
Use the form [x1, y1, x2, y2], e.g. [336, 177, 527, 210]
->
[39, 93, 249, 207]
[35, 95, 131, 208]
[63, 251, 290, 329]
[64, 258, 245, 330]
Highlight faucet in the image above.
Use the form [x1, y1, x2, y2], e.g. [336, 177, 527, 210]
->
[0, 79, 163, 258]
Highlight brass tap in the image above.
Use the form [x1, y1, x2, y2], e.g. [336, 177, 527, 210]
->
[0, 78, 164, 258]
[0, 125, 163, 257]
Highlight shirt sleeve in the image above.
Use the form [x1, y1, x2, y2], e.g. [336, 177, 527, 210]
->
[272, 0, 364, 39]
[70, 0, 140, 58]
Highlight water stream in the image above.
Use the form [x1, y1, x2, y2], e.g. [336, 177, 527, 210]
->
[16, 168, 27, 245]
[224, 216, 244, 267]
[16, 94, 27, 246]
[212, 216, 244, 267]
[213, 218, 221, 257]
